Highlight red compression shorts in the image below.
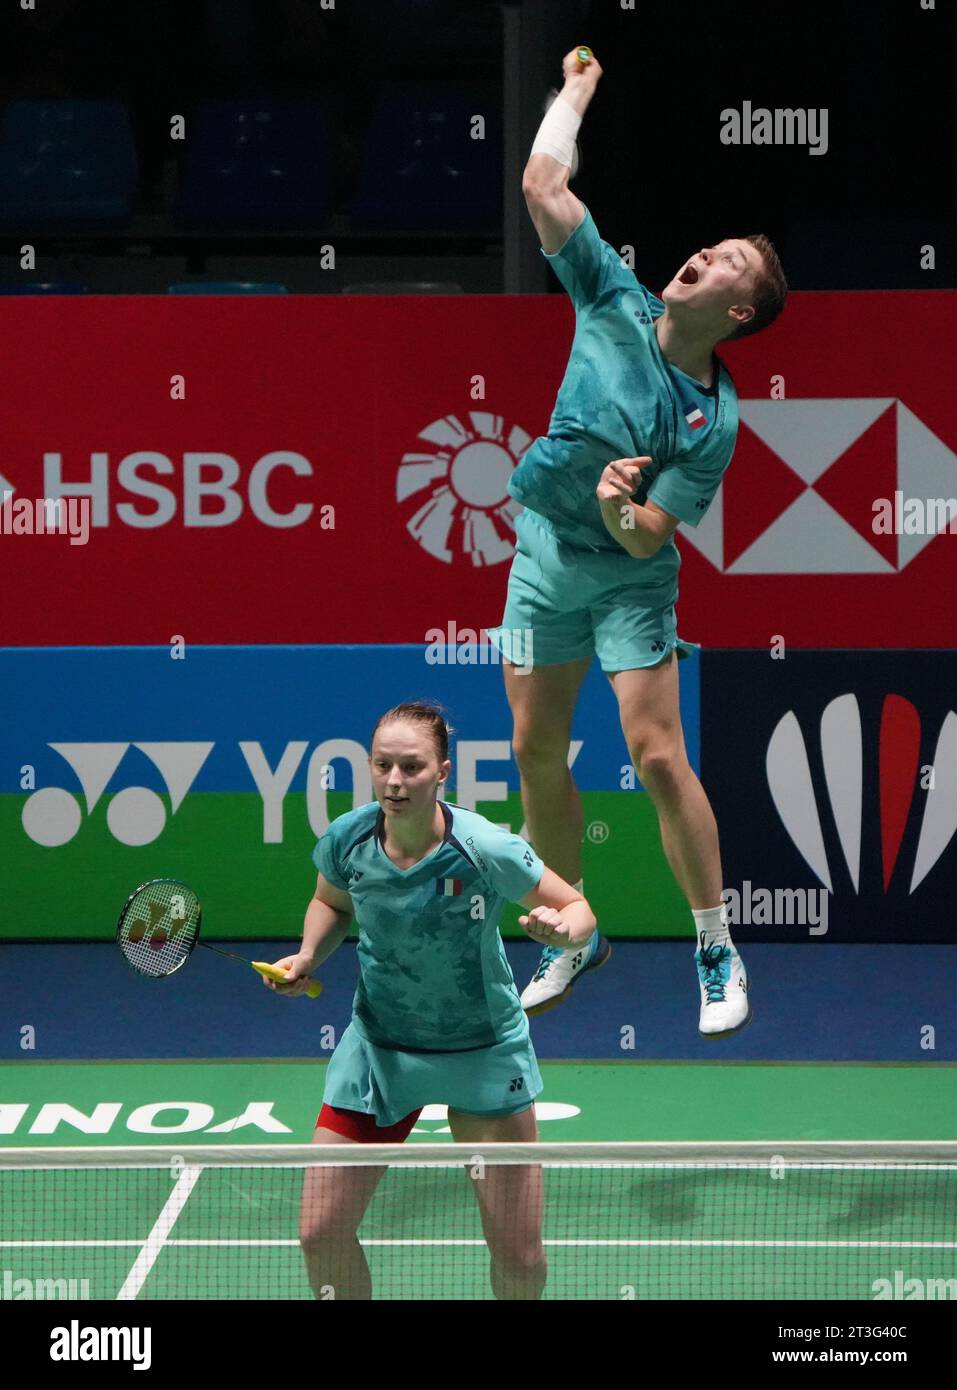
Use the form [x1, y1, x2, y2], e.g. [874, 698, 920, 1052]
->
[315, 1104, 422, 1144]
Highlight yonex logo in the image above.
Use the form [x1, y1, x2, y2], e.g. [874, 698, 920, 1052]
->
[396, 411, 529, 566]
[767, 694, 957, 895]
[508, 1077, 525, 1093]
[695, 498, 708, 511]
[21, 742, 213, 847]
[679, 400, 957, 574]
[651, 640, 666, 653]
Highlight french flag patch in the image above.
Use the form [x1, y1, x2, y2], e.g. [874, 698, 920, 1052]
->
[436, 878, 464, 897]
[685, 407, 707, 431]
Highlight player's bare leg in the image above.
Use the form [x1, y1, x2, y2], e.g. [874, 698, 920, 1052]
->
[609, 653, 751, 1037]
[299, 1127, 388, 1300]
[503, 655, 592, 884]
[608, 654, 721, 907]
[448, 1104, 546, 1300]
[503, 657, 612, 1013]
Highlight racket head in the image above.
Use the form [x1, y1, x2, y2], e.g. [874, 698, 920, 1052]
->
[116, 878, 201, 980]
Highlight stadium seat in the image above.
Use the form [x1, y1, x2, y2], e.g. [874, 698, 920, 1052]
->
[350, 84, 502, 232]
[167, 282, 289, 294]
[0, 281, 92, 294]
[172, 101, 332, 230]
[0, 100, 138, 230]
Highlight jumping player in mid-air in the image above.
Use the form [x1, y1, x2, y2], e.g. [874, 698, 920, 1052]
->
[489, 46, 788, 1036]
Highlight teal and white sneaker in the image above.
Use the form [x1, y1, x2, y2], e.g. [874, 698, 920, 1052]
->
[696, 933, 751, 1038]
[521, 934, 612, 1017]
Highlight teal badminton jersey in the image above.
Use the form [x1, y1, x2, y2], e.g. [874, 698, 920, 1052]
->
[508, 205, 739, 580]
[313, 801, 545, 1052]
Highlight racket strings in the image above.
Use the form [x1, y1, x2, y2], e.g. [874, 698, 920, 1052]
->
[118, 880, 200, 978]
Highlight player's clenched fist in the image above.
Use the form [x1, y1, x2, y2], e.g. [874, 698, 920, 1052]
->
[561, 46, 603, 85]
[519, 905, 573, 949]
[596, 456, 652, 503]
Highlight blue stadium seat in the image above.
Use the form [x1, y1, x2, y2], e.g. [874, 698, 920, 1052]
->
[172, 101, 332, 230]
[350, 84, 502, 232]
[0, 281, 92, 294]
[0, 100, 138, 229]
[167, 282, 289, 293]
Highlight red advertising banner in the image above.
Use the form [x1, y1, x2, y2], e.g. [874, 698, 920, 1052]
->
[1, 292, 954, 646]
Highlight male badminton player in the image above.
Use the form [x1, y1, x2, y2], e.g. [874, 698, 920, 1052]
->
[489, 47, 787, 1036]
[265, 700, 596, 1300]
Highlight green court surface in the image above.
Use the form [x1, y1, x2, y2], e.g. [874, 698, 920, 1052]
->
[2, 1061, 955, 1300]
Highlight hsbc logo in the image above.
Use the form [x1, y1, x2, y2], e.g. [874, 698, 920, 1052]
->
[0, 451, 328, 529]
[767, 694, 957, 896]
[679, 399, 957, 574]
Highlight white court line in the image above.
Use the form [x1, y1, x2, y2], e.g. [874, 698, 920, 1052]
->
[4, 1237, 956, 1250]
[115, 1164, 203, 1300]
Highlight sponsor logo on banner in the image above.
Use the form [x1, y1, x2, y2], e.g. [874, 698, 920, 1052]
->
[767, 694, 957, 896]
[702, 652, 957, 941]
[19, 736, 578, 846]
[679, 399, 957, 574]
[396, 411, 529, 566]
[21, 743, 214, 847]
[0, 454, 320, 529]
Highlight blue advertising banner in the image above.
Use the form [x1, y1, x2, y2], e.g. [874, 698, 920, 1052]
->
[1, 644, 701, 939]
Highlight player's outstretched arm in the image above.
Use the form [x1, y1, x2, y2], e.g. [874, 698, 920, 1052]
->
[523, 47, 602, 254]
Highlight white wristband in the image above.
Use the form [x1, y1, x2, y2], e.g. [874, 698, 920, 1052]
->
[530, 92, 582, 170]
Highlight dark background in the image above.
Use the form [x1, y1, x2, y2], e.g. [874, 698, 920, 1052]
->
[0, 0, 950, 292]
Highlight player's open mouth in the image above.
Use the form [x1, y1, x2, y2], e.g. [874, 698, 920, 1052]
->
[678, 263, 699, 286]
[385, 796, 406, 804]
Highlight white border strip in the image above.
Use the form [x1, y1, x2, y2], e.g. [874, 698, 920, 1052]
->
[2, 1237, 955, 1250]
[2, 1140, 957, 1169]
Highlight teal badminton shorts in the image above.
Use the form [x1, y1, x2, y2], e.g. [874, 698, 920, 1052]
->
[487, 507, 697, 672]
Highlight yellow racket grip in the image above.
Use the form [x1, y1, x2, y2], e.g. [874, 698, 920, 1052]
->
[252, 961, 323, 999]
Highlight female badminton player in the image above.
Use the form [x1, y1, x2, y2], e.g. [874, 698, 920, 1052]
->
[489, 45, 788, 1036]
[264, 699, 596, 1300]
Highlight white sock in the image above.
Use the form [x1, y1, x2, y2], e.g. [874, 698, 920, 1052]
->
[692, 904, 733, 951]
